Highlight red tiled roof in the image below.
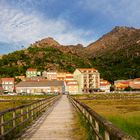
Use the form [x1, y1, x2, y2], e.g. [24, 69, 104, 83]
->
[115, 83, 129, 88]
[1, 78, 15, 81]
[133, 78, 140, 81]
[129, 80, 140, 89]
[65, 80, 78, 86]
[65, 76, 73, 78]
[27, 68, 37, 71]
[78, 68, 97, 72]
[100, 83, 111, 86]
[100, 80, 111, 86]
[66, 84, 78, 86]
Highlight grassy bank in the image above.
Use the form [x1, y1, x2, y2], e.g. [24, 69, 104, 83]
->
[72, 112, 93, 140]
[108, 115, 140, 139]
[74, 94, 140, 139]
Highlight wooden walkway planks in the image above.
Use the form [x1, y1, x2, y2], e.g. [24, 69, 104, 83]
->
[21, 95, 75, 140]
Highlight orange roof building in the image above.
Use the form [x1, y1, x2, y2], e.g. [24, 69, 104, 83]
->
[100, 79, 111, 92]
[129, 78, 140, 89]
[114, 79, 132, 90]
[1, 78, 15, 92]
[73, 68, 100, 93]
[65, 80, 79, 94]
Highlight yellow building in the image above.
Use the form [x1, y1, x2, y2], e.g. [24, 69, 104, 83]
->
[57, 72, 73, 81]
[65, 80, 79, 94]
[73, 68, 100, 93]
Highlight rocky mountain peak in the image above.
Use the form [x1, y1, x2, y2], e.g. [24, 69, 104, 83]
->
[33, 37, 60, 47]
[86, 26, 140, 56]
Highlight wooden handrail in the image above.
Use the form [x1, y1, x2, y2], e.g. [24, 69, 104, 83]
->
[0, 95, 61, 139]
[0, 96, 53, 116]
[68, 95, 136, 140]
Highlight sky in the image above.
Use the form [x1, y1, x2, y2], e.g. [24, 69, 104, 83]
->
[0, 0, 140, 54]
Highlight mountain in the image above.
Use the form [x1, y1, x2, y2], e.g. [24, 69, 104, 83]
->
[31, 37, 87, 58]
[0, 27, 140, 81]
[33, 37, 60, 47]
[86, 26, 140, 56]
[0, 37, 91, 77]
[86, 26, 140, 81]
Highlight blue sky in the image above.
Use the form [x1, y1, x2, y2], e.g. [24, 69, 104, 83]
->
[0, 0, 140, 54]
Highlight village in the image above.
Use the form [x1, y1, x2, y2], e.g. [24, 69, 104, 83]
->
[0, 68, 140, 95]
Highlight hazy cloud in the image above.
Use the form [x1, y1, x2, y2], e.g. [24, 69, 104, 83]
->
[0, 1, 95, 54]
[79, 0, 140, 26]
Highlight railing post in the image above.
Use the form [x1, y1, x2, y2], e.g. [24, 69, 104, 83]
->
[39, 101, 42, 114]
[34, 103, 37, 118]
[31, 104, 34, 121]
[45, 99, 48, 109]
[89, 115, 93, 124]
[20, 108, 24, 122]
[105, 130, 110, 140]
[42, 101, 45, 111]
[13, 111, 16, 127]
[1, 115, 4, 135]
[95, 120, 99, 140]
[26, 107, 29, 119]
[82, 108, 85, 114]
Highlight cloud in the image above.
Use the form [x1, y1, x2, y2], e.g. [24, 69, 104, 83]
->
[79, 0, 140, 27]
[0, 1, 95, 53]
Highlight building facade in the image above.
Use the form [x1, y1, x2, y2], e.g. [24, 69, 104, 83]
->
[26, 68, 41, 78]
[65, 80, 79, 94]
[16, 80, 65, 94]
[100, 79, 111, 92]
[0, 79, 3, 94]
[73, 68, 100, 93]
[129, 78, 140, 90]
[46, 72, 57, 80]
[1, 78, 15, 92]
[114, 80, 131, 90]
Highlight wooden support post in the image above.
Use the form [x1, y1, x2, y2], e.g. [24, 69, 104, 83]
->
[37, 102, 39, 116]
[85, 111, 88, 123]
[89, 115, 93, 124]
[13, 111, 16, 127]
[39, 102, 41, 114]
[26, 107, 29, 119]
[42, 101, 45, 111]
[31, 105, 34, 121]
[20, 108, 24, 122]
[1, 115, 4, 135]
[46, 99, 48, 108]
[82, 108, 85, 114]
[34, 103, 37, 118]
[95, 120, 99, 140]
[105, 130, 110, 140]
[40, 101, 43, 112]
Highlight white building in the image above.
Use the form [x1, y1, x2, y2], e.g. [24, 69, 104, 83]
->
[100, 79, 111, 92]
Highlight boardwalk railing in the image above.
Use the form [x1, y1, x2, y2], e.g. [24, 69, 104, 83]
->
[68, 95, 136, 140]
[0, 95, 60, 140]
[80, 94, 140, 100]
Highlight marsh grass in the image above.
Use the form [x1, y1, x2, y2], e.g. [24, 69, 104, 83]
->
[72, 112, 94, 140]
[0, 95, 52, 111]
[0, 95, 52, 139]
[74, 94, 140, 139]
[108, 115, 140, 139]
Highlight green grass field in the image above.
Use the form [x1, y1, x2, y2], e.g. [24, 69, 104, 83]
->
[0, 95, 54, 139]
[74, 94, 140, 139]
[0, 95, 52, 111]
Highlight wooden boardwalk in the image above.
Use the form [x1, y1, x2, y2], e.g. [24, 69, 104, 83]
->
[21, 95, 76, 140]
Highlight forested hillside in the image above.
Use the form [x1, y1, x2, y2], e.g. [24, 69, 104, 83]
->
[0, 26, 140, 82]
